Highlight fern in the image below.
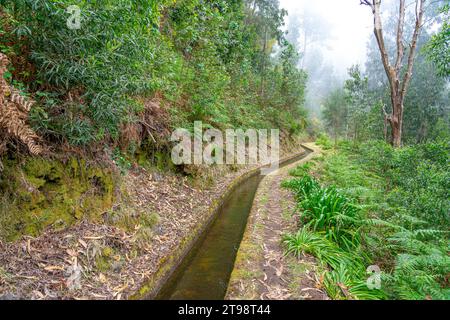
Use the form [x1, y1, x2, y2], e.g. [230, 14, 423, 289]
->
[284, 161, 450, 300]
[324, 265, 386, 300]
[283, 228, 385, 300]
[0, 53, 42, 156]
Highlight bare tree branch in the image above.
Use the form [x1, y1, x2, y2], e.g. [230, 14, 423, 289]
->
[362, 0, 426, 147]
[395, 0, 406, 74]
[401, 0, 425, 103]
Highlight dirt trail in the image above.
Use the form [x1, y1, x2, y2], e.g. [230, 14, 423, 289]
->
[226, 144, 328, 300]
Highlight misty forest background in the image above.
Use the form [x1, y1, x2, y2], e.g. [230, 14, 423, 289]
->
[0, 0, 449, 300]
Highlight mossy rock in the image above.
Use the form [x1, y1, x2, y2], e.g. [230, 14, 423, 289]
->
[0, 156, 118, 241]
[136, 140, 176, 172]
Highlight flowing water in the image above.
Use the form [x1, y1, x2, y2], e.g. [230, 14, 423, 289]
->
[154, 151, 310, 300]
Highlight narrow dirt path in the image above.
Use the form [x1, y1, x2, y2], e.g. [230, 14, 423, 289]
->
[226, 144, 328, 300]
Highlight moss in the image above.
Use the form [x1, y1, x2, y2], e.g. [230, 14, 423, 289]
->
[140, 212, 160, 228]
[102, 246, 114, 258]
[92, 246, 117, 272]
[132, 140, 175, 172]
[259, 194, 269, 206]
[155, 151, 176, 172]
[0, 156, 118, 241]
[23, 158, 62, 180]
[95, 255, 112, 272]
[136, 150, 150, 167]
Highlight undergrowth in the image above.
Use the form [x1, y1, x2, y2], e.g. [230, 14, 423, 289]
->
[0, 1, 309, 149]
[282, 140, 449, 300]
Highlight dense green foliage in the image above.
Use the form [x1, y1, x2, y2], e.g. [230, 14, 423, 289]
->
[2, 0, 164, 144]
[0, 0, 308, 148]
[322, 2, 449, 146]
[315, 3, 449, 299]
[283, 141, 449, 300]
[283, 173, 362, 251]
[425, 4, 450, 77]
[322, 61, 448, 145]
[0, 0, 448, 301]
[282, 169, 384, 300]
[321, 89, 347, 143]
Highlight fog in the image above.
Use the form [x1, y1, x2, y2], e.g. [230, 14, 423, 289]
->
[278, 0, 445, 116]
[278, 0, 377, 115]
[280, 0, 374, 77]
[278, 0, 424, 116]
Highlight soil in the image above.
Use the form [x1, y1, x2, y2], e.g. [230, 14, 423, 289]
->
[226, 143, 329, 300]
[0, 142, 307, 300]
[0, 165, 247, 300]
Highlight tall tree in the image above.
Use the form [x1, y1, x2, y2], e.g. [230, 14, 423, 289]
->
[245, 0, 287, 97]
[425, 4, 449, 77]
[344, 65, 372, 142]
[361, 0, 426, 147]
[322, 88, 348, 144]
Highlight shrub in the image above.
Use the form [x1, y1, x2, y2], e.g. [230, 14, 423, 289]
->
[288, 162, 313, 177]
[283, 169, 363, 251]
[2, 0, 171, 144]
[299, 186, 362, 251]
[316, 133, 333, 150]
[283, 228, 385, 300]
[282, 175, 320, 199]
[292, 142, 450, 300]
[1, 0, 310, 148]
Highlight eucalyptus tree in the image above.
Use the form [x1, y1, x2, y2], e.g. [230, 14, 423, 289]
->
[344, 65, 373, 142]
[425, 4, 449, 77]
[361, 0, 426, 147]
[363, 1, 449, 145]
[322, 88, 348, 144]
[245, 0, 287, 96]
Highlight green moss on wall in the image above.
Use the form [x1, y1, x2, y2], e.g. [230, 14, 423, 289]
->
[133, 139, 177, 172]
[0, 157, 117, 241]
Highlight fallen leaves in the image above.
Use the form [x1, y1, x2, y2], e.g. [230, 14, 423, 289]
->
[78, 239, 87, 248]
[44, 266, 65, 272]
[66, 260, 82, 291]
[0, 162, 253, 300]
[227, 156, 329, 301]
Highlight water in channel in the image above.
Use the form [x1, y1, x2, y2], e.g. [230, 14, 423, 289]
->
[154, 151, 310, 300]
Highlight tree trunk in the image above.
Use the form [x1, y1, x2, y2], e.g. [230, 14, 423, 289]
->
[390, 100, 403, 147]
[391, 115, 402, 148]
[362, 0, 425, 148]
[260, 26, 268, 97]
[302, 32, 307, 69]
[383, 122, 388, 142]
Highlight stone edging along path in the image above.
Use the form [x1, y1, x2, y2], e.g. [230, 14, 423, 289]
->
[136, 145, 318, 299]
[225, 143, 329, 300]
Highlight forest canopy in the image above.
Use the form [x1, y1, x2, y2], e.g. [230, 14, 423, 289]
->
[0, 0, 308, 152]
[322, 0, 449, 146]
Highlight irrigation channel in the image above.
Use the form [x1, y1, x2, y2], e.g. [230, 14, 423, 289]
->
[153, 149, 312, 300]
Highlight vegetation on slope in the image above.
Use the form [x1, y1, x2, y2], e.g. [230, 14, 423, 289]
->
[0, 157, 116, 241]
[0, 0, 308, 150]
[301, 2, 449, 299]
[283, 140, 449, 300]
[0, 0, 310, 241]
